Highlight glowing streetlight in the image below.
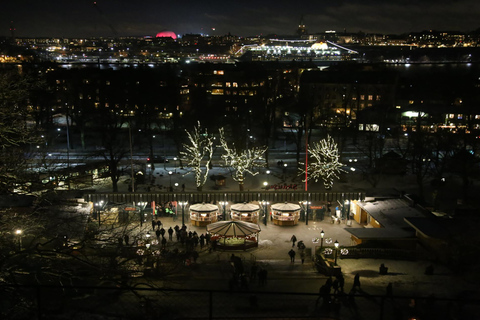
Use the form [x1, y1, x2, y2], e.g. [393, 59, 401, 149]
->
[261, 200, 269, 226]
[219, 201, 228, 221]
[15, 229, 22, 251]
[178, 201, 188, 226]
[334, 240, 340, 265]
[320, 230, 325, 249]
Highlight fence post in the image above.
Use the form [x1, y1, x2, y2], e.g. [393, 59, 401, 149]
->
[36, 286, 43, 320]
[209, 291, 213, 320]
[379, 296, 384, 320]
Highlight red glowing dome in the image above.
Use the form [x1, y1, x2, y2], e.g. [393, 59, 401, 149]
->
[156, 31, 177, 39]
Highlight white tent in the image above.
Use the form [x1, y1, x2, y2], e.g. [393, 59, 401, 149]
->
[207, 220, 261, 237]
[230, 202, 260, 212]
[271, 202, 301, 212]
[189, 203, 218, 212]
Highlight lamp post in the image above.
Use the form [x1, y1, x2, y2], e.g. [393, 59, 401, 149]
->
[261, 200, 269, 226]
[219, 201, 228, 221]
[168, 171, 173, 191]
[345, 200, 351, 225]
[302, 200, 311, 225]
[334, 240, 339, 265]
[15, 229, 22, 251]
[173, 157, 177, 173]
[320, 230, 325, 250]
[179, 201, 188, 227]
[263, 181, 268, 190]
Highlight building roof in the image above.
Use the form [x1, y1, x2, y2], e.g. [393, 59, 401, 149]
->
[346, 227, 414, 240]
[356, 198, 427, 229]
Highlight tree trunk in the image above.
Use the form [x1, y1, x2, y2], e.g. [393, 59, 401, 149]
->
[238, 183, 244, 192]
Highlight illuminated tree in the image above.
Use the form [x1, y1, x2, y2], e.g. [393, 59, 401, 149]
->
[300, 135, 346, 189]
[219, 128, 267, 191]
[180, 122, 214, 191]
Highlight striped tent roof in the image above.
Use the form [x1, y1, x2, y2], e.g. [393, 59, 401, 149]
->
[206, 220, 261, 237]
[230, 202, 260, 212]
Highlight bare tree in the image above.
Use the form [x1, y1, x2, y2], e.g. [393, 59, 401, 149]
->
[219, 128, 267, 191]
[0, 71, 42, 194]
[180, 122, 214, 191]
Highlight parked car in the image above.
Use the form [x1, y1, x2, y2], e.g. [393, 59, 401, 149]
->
[147, 156, 169, 164]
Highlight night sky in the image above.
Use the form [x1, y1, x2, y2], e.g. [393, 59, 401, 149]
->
[1, 0, 479, 38]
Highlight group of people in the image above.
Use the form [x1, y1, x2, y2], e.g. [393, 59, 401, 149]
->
[228, 258, 269, 292]
[288, 235, 306, 264]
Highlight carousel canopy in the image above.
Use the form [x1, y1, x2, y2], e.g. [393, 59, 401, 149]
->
[189, 203, 218, 212]
[207, 220, 261, 237]
[271, 202, 301, 212]
[230, 202, 260, 212]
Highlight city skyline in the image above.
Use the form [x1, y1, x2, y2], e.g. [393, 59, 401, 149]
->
[1, 0, 479, 38]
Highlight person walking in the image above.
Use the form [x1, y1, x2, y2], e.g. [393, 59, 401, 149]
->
[300, 250, 306, 264]
[168, 227, 174, 240]
[290, 235, 297, 247]
[386, 282, 393, 297]
[151, 219, 157, 231]
[156, 219, 162, 230]
[336, 274, 345, 293]
[332, 278, 339, 294]
[161, 237, 167, 250]
[155, 229, 161, 239]
[160, 227, 166, 239]
[353, 273, 361, 290]
[288, 249, 296, 263]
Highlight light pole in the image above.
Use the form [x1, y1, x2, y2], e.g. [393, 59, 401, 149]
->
[219, 201, 228, 221]
[173, 157, 177, 173]
[15, 229, 22, 251]
[261, 200, 269, 226]
[320, 230, 325, 250]
[179, 201, 188, 227]
[334, 240, 339, 265]
[168, 171, 173, 191]
[302, 200, 311, 225]
[263, 181, 268, 190]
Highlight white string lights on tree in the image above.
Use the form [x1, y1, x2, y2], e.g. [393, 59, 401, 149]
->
[299, 135, 346, 189]
[219, 127, 267, 191]
[180, 122, 214, 191]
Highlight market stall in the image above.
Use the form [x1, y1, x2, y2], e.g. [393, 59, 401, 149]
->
[230, 202, 260, 223]
[270, 202, 301, 226]
[189, 203, 219, 227]
[206, 220, 261, 251]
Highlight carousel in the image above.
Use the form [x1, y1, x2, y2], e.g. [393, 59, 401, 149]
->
[270, 202, 301, 226]
[189, 203, 219, 227]
[206, 220, 261, 251]
[230, 202, 260, 223]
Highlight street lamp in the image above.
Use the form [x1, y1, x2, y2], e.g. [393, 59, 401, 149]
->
[320, 230, 325, 250]
[263, 181, 268, 190]
[173, 157, 177, 173]
[15, 229, 22, 251]
[302, 200, 311, 225]
[219, 201, 228, 221]
[168, 171, 173, 191]
[261, 200, 269, 226]
[178, 201, 188, 227]
[334, 240, 339, 265]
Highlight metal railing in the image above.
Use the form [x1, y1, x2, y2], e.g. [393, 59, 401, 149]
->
[1, 284, 478, 320]
[86, 191, 365, 205]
